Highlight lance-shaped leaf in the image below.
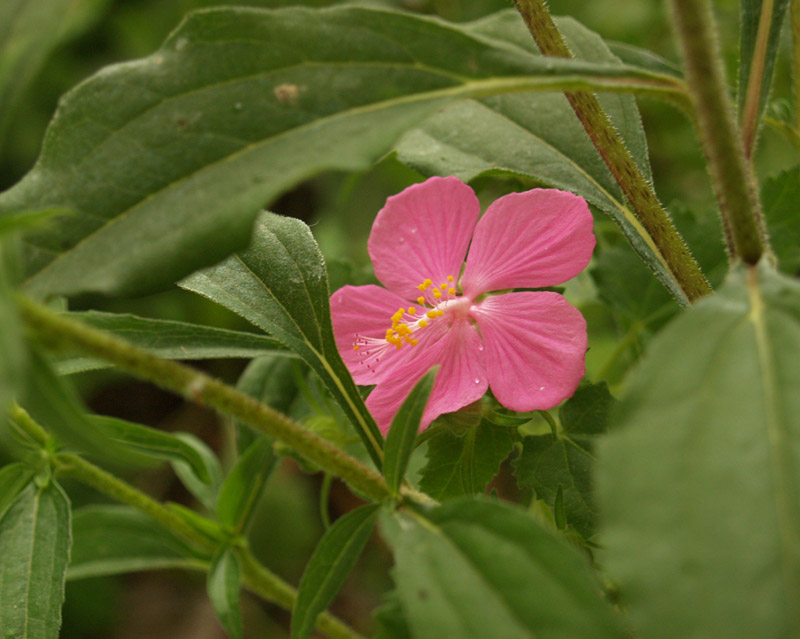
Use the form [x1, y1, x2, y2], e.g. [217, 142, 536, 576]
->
[68, 505, 205, 580]
[1, 5, 688, 299]
[216, 436, 275, 534]
[0, 463, 33, 521]
[0, 241, 25, 415]
[170, 433, 223, 512]
[387, 497, 627, 639]
[384, 368, 438, 496]
[598, 263, 800, 639]
[182, 212, 385, 468]
[207, 548, 244, 639]
[292, 504, 380, 639]
[395, 11, 691, 304]
[55, 311, 290, 374]
[0, 480, 71, 639]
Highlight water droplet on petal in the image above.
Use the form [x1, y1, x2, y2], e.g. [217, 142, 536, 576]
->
[478, 344, 484, 351]
[474, 378, 480, 384]
[539, 386, 545, 391]
[399, 237, 405, 243]
[410, 227, 417, 234]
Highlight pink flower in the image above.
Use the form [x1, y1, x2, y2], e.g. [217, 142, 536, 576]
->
[331, 177, 595, 433]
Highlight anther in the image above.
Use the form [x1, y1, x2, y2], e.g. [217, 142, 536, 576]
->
[417, 296, 425, 305]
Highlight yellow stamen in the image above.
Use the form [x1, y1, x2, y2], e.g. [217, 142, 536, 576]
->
[447, 275, 454, 282]
[408, 307, 416, 315]
[419, 320, 428, 328]
[417, 296, 425, 305]
[353, 345, 360, 351]
[433, 289, 442, 299]
[448, 287, 456, 295]
[426, 310, 437, 319]
[440, 282, 448, 290]
[410, 339, 418, 346]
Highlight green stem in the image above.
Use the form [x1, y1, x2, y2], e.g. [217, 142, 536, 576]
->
[53, 452, 364, 639]
[740, 0, 776, 158]
[9, 403, 50, 448]
[668, 0, 769, 265]
[513, 0, 711, 305]
[794, 0, 800, 130]
[17, 295, 391, 504]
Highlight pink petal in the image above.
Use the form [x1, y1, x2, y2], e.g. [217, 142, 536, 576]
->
[368, 177, 480, 300]
[470, 292, 586, 412]
[461, 189, 595, 297]
[366, 320, 487, 433]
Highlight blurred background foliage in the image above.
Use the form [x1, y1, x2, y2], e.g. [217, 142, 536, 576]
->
[1, 0, 796, 637]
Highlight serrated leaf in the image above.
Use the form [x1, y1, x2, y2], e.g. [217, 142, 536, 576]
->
[170, 433, 223, 511]
[419, 419, 513, 501]
[763, 166, 800, 275]
[388, 497, 626, 639]
[88, 415, 213, 484]
[384, 368, 438, 496]
[738, 0, 791, 119]
[0, 481, 71, 639]
[292, 504, 379, 639]
[2, 6, 687, 299]
[234, 355, 302, 454]
[394, 11, 690, 304]
[182, 212, 385, 468]
[0, 463, 33, 521]
[598, 262, 800, 638]
[216, 437, 275, 534]
[68, 505, 204, 580]
[207, 548, 244, 639]
[559, 381, 615, 436]
[55, 311, 291, 374]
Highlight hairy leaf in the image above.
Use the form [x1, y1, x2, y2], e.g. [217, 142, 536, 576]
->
[599, 263, 800, 638]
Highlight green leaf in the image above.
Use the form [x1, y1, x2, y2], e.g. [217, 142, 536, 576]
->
[384, 368, 438, 496]
[170, 433, 223, 511]
[87, 415, 213, 484]
[387, 497, 626, 639]
[560, 381, 616, 437]
[738, 0, 791, 118]
[207, 548, 244, 639]
[2, 5, 687, 299]
[292, 504, 380, 639]
[0, 0, 99, 141]
[0, 463, 33, 521]
[419, 419, 513, 501]
[0, 241, 25, 416]
[394, 11, 690, 304]
[216, 437, 276, 534]
[234, 355, 301, 454]
[68, 505, 204, 580]
[763, 166, 800, 275]
[0, 480, 71, 639]
[55, 311, 291, 374]
[374, 590, 413, 639]
[598, 263, 800, 638]
[0, 210, 68, 237]
[182, 212, 385, 468]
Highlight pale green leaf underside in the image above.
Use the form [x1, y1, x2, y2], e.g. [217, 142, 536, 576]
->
[0, 5, 685, 298]
[0, 481, 71, 639]
[599, 263, 800, 639]
[55, 311, 290, 374]
[207, 549, 244, 639]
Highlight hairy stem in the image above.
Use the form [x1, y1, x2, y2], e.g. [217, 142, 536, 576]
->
[668, 0, 769, 264]
[18, 295, 391, 504]
[53, 452, 364, 639]
[794, 0, 800, 130]
[513, 0, 711, 304]
[741, 0, 775, 158]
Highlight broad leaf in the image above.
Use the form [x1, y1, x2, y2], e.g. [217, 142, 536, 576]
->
[68, 505, 204, 580]
[207, 548, 244, 639]
[384, 368, 438, 496]
[394, 11, 690, 304]
[738, 0, 791, 119]
[0, 480, 71, 639]
[56, 311, 290, 374]
[292, 504, 379, 639]
[419, 419, 514, 501]
[387, 498, 626, 639]
[763, 166, 800, 274]
[182, 212, 385, 467]
[0, 463, 33, 521]
[1, 6, 688, 299]
[598, 263, 800, 639]
[88, 415, 214, 484]
[216, 436, 276, 534]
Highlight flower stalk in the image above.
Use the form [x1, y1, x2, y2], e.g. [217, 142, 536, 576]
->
[668, 0, 769, 265]
[512, 0, 712, 304]
[740, 0, 776, 158]
[17, 295, 392, 504]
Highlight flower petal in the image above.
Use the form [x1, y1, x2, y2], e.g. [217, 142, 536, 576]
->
[366, 320, 487, 433]
[331, 284, 439, 385]
[470, 292, 586, 412]
[368, 177, 480, 300]
[461, 189, 595, 297]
